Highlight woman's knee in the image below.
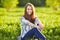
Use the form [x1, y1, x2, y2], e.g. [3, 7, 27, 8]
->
[32, 27, 38, 31]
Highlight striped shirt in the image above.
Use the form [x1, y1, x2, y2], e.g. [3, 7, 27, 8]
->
[20, 16, 43, 38]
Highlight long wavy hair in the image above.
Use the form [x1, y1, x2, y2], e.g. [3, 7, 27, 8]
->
[24, 3, 36, 24]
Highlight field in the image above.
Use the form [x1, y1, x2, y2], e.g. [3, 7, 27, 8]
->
[0, 7, 60, 40]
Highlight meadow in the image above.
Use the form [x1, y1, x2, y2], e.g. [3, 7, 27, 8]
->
[0, 7, 60, 40]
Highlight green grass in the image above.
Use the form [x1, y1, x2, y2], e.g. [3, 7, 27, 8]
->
[0, 7, 60, 40]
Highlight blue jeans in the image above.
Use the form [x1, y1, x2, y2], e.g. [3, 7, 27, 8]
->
[21, 27, 47, 40]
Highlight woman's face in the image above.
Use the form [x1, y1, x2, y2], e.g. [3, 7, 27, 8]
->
[26, 6, 32, 15]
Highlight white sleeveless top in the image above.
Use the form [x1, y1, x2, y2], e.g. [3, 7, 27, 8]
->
[20, 16, 43, 38]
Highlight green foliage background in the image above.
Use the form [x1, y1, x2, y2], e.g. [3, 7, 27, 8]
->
[0, 0, 18, 8]
[18, 0, 45, 6]
[0, 7, 60, 40]
[0, 0, 60, 40]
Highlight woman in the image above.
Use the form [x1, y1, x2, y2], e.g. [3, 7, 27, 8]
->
[20, 3, 47, 40]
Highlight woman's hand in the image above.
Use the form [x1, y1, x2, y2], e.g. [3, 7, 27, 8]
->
[28, 20, 44, 30]
[38, 25, 44, 31]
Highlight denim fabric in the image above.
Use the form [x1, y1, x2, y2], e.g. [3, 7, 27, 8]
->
[21, 28, 47, 40]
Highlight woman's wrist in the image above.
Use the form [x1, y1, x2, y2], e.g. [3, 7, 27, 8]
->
[28, 21, 40, 29]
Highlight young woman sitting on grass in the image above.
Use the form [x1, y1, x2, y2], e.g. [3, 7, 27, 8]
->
[20, 3, 47, 40]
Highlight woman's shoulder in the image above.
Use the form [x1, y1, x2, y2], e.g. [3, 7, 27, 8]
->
[20, 16, 25, 19]
[35, 16, 39, 20]
[35, 16, 41, 22]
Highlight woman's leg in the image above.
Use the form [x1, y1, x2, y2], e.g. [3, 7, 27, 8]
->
[33, 28, 47, 40]
[21, 27, 47, 40]
[21, 28, 34, 40]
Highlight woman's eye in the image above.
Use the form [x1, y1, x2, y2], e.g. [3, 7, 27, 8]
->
[27, 9, 32, 10]
[28, 9, 30, 10]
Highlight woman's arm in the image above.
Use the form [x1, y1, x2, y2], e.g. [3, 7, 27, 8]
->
[20, 17, 29, 25]
[20, 17, 39, 28]
[20, 17, 43, 30]
[35, 18, 44, 30]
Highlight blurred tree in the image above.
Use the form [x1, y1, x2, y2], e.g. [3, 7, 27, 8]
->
[0, 0, 2, 7]
[46, 0, 60, 10]
[18, 0, 46, 7]
[18, 0, 30, 6]
[1, 0, 18, 11]
[30, 0, 46, 6]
